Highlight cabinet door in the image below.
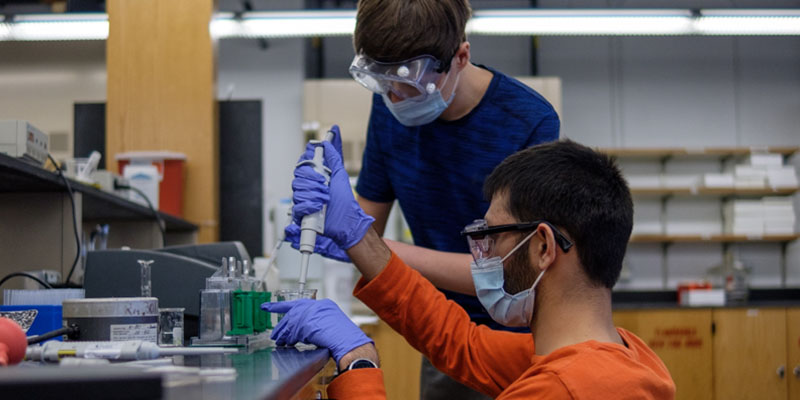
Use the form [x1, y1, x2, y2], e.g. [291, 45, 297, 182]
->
[361, 320, 422, 399]
[788, 308, 800, 400]
[613, 309, 713, 400]
[713, 308, 787, 400]
[295, 359, 336, 400]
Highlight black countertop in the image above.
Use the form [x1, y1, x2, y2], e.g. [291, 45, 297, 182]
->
[612, 288, 800, 310]
[0, 153, 196, 232]
[164, 347, 330, 400]
[5, 347, 331, 400]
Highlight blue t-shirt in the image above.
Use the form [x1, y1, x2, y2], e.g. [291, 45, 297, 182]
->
[356, 65, 560, 331]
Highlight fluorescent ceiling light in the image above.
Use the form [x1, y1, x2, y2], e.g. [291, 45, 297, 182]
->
[0, 13, 107, 41]
[468, 9, 695, 36]
[211, 11, 356, 39]
[697, 9, 800, 36]
[0, 9, 799, 41]
[467, 9, 800, 36]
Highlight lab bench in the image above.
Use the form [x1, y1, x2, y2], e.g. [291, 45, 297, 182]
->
[2, 347, 335, 400]
[173, 347, 334, 400]
[0, 153, 198, 288]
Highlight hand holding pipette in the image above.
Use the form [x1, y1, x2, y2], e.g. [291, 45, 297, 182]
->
[286, 125, 374, 288]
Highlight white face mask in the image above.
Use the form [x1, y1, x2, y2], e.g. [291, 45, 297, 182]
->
[471, 231, 545, 327]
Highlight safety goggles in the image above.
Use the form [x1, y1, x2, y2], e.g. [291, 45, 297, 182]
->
[461, 219, 573, 261]
[349, 53, 448, 101]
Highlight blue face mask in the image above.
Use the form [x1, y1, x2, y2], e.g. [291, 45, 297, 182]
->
[382, 70, 460, 127]
[471, 231, 546, 327]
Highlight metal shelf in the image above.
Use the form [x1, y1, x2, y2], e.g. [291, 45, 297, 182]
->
[0, 153, 197, 232]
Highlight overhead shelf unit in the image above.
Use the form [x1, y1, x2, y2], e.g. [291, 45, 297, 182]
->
[605, 146, 799, 237]
[0, 153, 196, 232]
[605, 146, 798, 290]
[0, 153, 197, 287]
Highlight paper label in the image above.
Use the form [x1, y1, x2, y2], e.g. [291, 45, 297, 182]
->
[110, 323, 158, 342]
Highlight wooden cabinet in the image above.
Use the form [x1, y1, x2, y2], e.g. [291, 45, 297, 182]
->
[713, 308, 788, 400]
[787, 309, 800, 400]
[615, 307, 800, 400]
[361, 320, 422, 400]
[293, 359, 336, 400]
[613, 309, 713, 400]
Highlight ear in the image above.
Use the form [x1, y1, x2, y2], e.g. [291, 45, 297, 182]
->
[452, 42, 470, 70]
[531, 223, 557, 272]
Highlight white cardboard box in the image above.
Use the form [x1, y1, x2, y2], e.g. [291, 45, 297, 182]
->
[626, 175, 662, 189]
[703, 173, 735, 188]
[681, 289, 726, 307]
[745, 153, 783, 168]
[662, 174, 701, 189]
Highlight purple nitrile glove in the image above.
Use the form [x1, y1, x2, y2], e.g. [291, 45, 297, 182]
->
[285, 224, 350, 262]
[261, 299, 373, 364]
[284, 125, 374, 260]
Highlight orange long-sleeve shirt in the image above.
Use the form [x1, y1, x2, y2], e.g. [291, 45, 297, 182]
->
[327, 252, 675, 399]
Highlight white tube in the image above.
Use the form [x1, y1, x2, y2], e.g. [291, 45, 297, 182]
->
[26, 340, 238, 363]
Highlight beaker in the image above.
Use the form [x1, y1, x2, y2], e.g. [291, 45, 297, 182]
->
[275, 289, 317, 302]
[158, 307, 185, 347]
[274, 289, 317, 322]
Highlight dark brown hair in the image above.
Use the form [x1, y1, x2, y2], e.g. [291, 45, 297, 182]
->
[353, 0, 471, 71]
[484, 140, 634, 289]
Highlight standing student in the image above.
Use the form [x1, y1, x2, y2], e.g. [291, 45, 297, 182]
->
[346, 1, 559, 398]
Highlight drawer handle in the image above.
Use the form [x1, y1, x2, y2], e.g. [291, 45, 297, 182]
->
[794, 365, 800, 379]
[777, 365, 786, 379]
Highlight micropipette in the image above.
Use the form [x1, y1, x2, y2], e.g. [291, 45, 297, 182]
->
[25, 340, 238, 363]
[296, 128, 336, 291]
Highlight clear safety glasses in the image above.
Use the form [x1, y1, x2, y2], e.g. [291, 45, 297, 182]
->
[460, 219, 574, 261]
[348, 53, 448, 102]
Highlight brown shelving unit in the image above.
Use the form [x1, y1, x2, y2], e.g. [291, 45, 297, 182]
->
[630, 186, 799, 197]
[630, 234, 800, 244]
[601, 146, 799, 158]
[608, 145, 799, 290]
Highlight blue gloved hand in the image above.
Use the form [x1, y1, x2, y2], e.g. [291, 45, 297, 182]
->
[285, 125, 374, 260]
[261, 299, 373, 364]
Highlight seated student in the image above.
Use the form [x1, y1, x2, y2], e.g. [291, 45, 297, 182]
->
[263, 138, 676, 399]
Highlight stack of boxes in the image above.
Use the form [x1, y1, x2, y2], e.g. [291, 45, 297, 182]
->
[728, 153, 798, 189]
[722, 152, 797, 236]
[665, 198, 722, 236]
[763, 197, 796, 234]
[624, 152, 798, 191]
[724, 197, 796, 236]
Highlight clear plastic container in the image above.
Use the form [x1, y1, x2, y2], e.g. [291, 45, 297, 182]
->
[725, 263, 749, 304]
[199, 290, 231, 341]
[158, 307, 185, 347]
[275, 289, 317, 322]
